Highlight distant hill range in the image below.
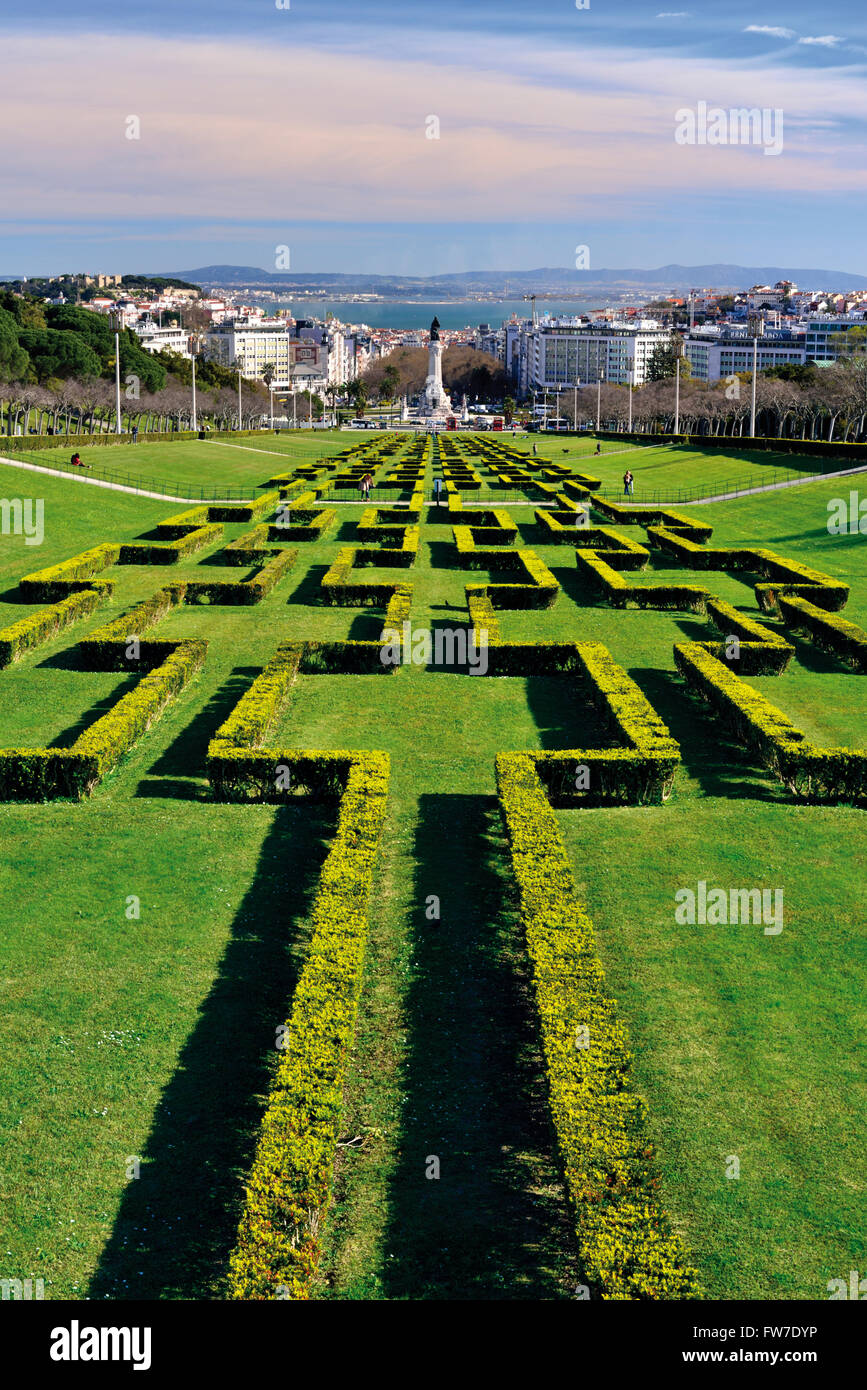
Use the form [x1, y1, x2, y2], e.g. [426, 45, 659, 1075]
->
[160, 263, 867, 296]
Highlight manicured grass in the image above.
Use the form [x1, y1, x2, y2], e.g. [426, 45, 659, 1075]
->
[0, 446, 863, 1301]
[0, 430, 348, 493]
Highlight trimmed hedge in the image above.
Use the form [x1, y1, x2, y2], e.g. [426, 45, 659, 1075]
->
[267, 507, 337, 542]
[321, 548, 414, 608]
[0, 427, 266, 453]
[674, 640, 866, 802]
[354, 525, 419, 569]
[78, 586, 185, 669]
[593, 498, 713, 539]
[0, 639, 205, 800]
[496, 753, 699, 1299]
[751, 550, 849, 613]
[227, 752, 389, 1300]
[0, 588, 105, 667]
[19, 543, 119, 600]
[464, 548, 559, 611]
[181, 550, 297, 605]
[595, 430, 867, 463]
[705, 598, 794, 675]
[210, 644, 302, 756]
[117, 523, 223, 565]
[778, 593, 867, 671]
[219, 526, 272, 566]
[576, 551, 709, 613]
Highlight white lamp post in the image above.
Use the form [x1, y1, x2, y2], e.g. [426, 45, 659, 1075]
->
[191, 343, 198, 432]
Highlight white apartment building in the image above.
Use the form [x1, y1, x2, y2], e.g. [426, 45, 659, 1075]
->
[683, 326, 806, 382]
[523, 320, 671, 391]
[134, 323, 191, 357]
[746, 282, 795, 311]
[205, 324, 346, 393]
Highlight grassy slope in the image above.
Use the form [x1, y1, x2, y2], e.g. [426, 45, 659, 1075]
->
[0, 451, 863, 1300]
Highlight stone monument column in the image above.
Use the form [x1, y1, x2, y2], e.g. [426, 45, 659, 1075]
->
[423, 316, 452, 417]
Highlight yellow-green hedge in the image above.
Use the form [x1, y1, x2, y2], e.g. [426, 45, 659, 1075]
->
[228, 752, 390, 1299]
[496, 753, 699, 1299]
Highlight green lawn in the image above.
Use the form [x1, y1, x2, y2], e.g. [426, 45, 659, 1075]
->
[0, 446, 863, 1301]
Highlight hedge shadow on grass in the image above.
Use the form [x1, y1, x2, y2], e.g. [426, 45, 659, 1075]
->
[286, 564, 330, 606]
[48, 674, 138, 748]
[629, 665, 786, 803]
[377, 791, 579, 1300]
[135, 666, 261, 800]
[88, 802, 334, 1301]
[523, 675, 615, 752]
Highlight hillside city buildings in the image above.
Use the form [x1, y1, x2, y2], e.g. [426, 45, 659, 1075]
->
[19, 273, 867, 397]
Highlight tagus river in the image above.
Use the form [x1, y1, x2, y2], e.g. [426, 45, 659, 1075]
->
[274, 299, 603, 329]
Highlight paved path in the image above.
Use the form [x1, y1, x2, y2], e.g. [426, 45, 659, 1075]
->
[682, 463, 867, 505]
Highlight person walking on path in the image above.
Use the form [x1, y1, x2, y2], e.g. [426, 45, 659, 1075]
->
[433, 476, 444, 507]
[132, 424, 139, 443]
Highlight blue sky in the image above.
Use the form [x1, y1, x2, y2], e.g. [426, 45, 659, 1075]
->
[2, 0, 865, 276]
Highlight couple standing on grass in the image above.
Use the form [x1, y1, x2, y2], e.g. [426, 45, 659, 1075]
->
[623, 470, 634, 496]
[358, 472, 373, 501]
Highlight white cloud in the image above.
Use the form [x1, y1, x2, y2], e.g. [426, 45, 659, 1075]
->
[0, 30, 865, 225]
[798, 35, 845, 47]
[743, 26, 796, 40]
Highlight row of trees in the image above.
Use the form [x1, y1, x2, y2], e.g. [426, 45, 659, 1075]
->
[360, 345, 507, 403]
[0, 378, 274, 436]
[548, 359, 867, 442]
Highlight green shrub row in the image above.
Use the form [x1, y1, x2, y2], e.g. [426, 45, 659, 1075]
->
[226, 751, 390, 1298]
[464, 549, 559, 611]
[210, 644, 302, 759]
[576, 551, 709, 612]
[266, 507, 337, 542]
[596, 430, 867, 462]
[674, 640, 866, 801]
[354, 525, 419, 569]
[468, 593, 502, 647]
[78, 585, 185, 669]
[646, 528, 756, 570]
[73, 640, 206, 782]
[219, 526, 272, 566]
[154, 506, 209, 537]
[0, 428, 265, 453]
[496, 753, 699, 1299]
[593, 499, 713, 539]
[0, 588, 105, 667]
[19, 543, 119, 600]
[320, 548, 413, 607]
[181, 550, 297, 605]
[208, 491, 280, 524]
[778, 594, 867, 672]
[538, 512, 650, 569]
[751, 550, 850, 613]
[705, 598, 794, 674]
[117, 523, 223, 565]
[0, 640, 205, 801]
